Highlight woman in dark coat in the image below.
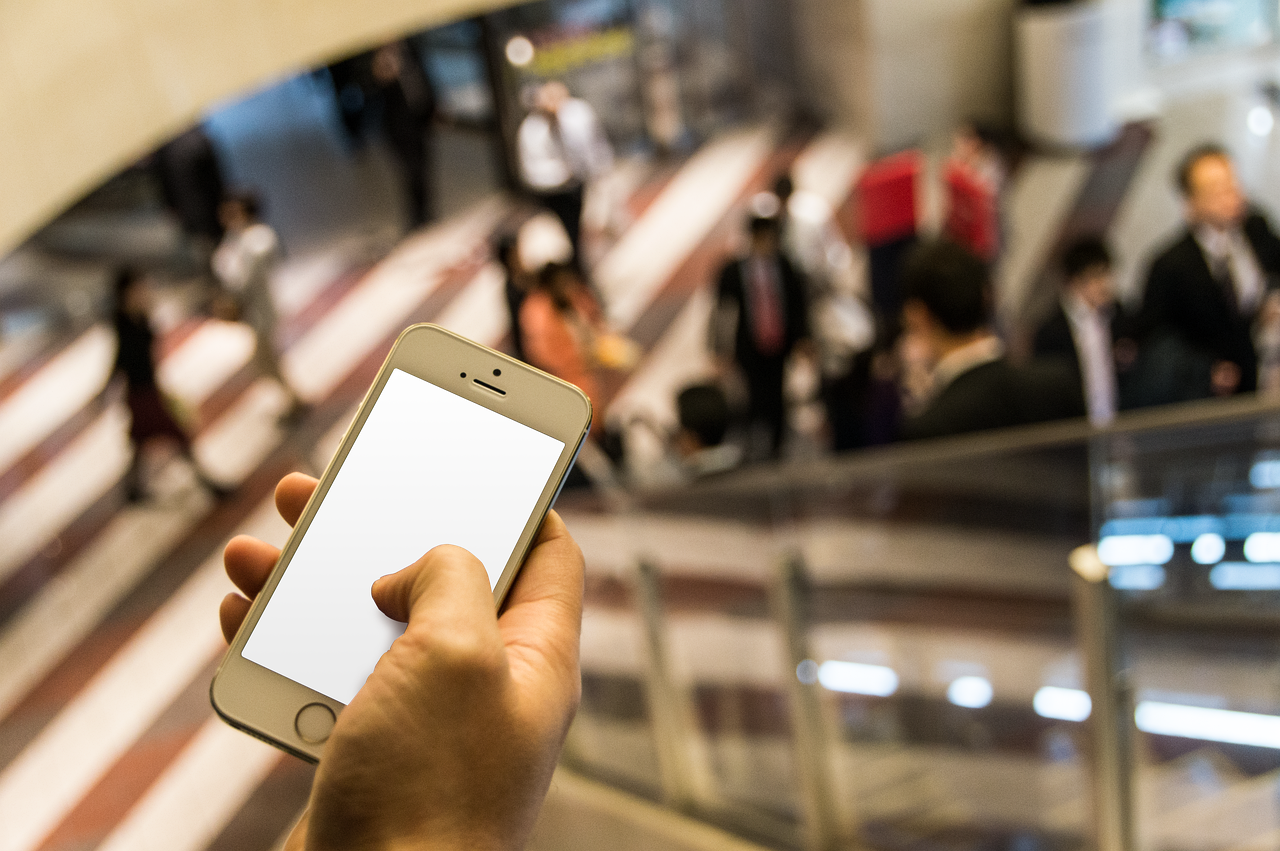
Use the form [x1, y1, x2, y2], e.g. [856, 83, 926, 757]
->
[111, 268, 228, 501]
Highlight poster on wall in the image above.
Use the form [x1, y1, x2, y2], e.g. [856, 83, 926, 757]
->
[1150, 0, 1277, 60]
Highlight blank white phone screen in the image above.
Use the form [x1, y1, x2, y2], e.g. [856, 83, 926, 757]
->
[243, 368, 565, 705]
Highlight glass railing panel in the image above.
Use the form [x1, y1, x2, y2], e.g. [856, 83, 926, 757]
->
[561, 507, 806, 847]
[638, 516, 805, 845]
[1093, 402, 1280, 851]
[805, 596, 1090, 850]
[768, 436, 1091, 850]
[558, 399, 1280, 851]
[562, 565, 666, 798]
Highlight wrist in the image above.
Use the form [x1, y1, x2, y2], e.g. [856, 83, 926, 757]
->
[302, 822, 510, 851]
[371, 835, 508, 851]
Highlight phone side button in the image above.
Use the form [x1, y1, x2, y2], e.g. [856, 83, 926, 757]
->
[295, 703, 336, 744]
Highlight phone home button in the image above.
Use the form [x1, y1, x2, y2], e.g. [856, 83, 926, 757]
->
[295, 703, 336, 744]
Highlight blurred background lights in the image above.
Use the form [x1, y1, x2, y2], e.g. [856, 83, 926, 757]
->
[1250, 458, 1280, 488]
[1034, 687, 1092, 722]
[817, 661, 898, 696]
[1191, 533, 1226, 565]
[505, 35, 535, 67]
[1245, 532, 1280, 562]
[1249, 105, 1275, 136]
[947, 675, 993, 708]
[1136, 702, 1280, 749]
[1210, 562, 1280, 590]
[1098, 534, 1174, 566]
[1108, 563, 1165, 591]
[796, 659, 819, 685]
[749, 191, 781, 218]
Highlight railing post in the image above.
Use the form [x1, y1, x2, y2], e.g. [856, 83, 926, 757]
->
[1071, 545, 1135, 851]
[634, 559, 704, 811]
[770, 554, 842, 851]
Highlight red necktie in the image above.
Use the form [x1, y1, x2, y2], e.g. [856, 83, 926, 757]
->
[749, 258, 785, 355]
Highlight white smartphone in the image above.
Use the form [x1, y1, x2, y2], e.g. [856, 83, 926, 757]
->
[210, 324, 592, 762]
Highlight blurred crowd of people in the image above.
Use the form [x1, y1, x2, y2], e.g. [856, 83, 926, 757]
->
[522, 132, 1280, 488]
[451, 109, 1280, 491]
[118, 62, 1280, 496]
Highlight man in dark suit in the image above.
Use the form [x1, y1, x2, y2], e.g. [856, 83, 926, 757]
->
[154, 125, 226, 249]
[1139, 144, 1280, 399]
[901, 240, 1082, 441]
[712, 215, 812, 458]
[1034, 236, 1130, 426]
[372, 43, 436, 228]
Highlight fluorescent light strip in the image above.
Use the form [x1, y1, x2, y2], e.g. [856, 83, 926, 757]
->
[1209, 562, 1280, 590]
[1245, 532, 1280, 563]
[1190, 533, 1226, 565]
[1097, 534, 1173, 567]
[947, 676, 992, 708]
[817, 661, 898, 697]
[1162, 516, 1224, 542]
[1099, 516, 1223, 542]
[1034, 687, 1091, 722]
[1251, 459, 1280, 489]
[1108, 564, 1165, 591]
[1136, 701, 1280, 749]
[1225, 514, 1280, 540]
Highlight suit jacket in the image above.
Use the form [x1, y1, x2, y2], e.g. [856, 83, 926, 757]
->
[1032, 299, 1127, 386]
[1140, 212, 1280, 395]
[902, 358, 1084, 441]
[1033, 303, 1081, 369]
[714, 254, 810, 369]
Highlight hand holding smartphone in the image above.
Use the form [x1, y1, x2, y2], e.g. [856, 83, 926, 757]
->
[211, 324, 592, 762]
[219, 477, 588, 851]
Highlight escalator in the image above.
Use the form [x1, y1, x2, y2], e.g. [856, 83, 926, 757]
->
[554, 396, 1280, 851]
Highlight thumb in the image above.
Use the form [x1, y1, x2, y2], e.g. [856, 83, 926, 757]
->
[371, 544, 495, 627]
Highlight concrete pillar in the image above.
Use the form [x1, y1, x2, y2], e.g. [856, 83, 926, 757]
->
[792, 0, 1018, 150]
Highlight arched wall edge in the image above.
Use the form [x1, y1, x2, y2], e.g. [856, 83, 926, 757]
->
[0, 0, 522, 258]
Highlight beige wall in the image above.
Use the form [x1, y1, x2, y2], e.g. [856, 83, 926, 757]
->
[796, 0, 1280, 152]
[0, 0, 520, 258]
[865, 0, 1017, 149]
[793, 0, 1017, 152]
[792, 0, 874, 133]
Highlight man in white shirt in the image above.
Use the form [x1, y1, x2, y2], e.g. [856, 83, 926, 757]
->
[1033, 238, 1122, 426]
[516, 81, 613, 270]
[213, 193, 302, 414]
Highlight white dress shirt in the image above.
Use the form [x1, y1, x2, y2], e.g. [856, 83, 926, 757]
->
[1062, 292, 1117, 427]
[516, 98, 613, 191]
[929, 335, 1004, 398]
[213, 223, 280, 333]
[1195, 223, 1264, 314]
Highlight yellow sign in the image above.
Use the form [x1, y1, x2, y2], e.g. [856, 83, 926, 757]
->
[529, 27, 635, 77]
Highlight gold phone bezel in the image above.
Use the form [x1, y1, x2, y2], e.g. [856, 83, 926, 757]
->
[210, 324, 592, 762]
